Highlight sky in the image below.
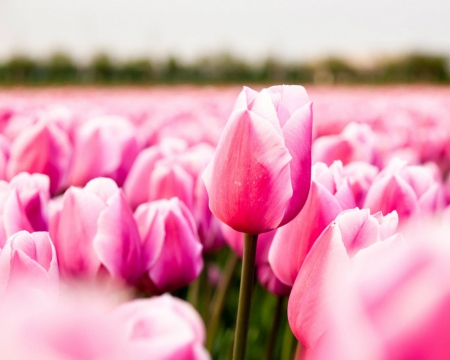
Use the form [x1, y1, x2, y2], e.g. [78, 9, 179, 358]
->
[0, 0, 449, 64]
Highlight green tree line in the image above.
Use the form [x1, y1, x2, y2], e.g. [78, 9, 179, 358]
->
[0, 53, 448, 85]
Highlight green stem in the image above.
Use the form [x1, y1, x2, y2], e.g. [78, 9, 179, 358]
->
[187, 272, 201, 309]
[264, 296, 285, 360]
[281, 320, 296, 360]
[206, 251, 239, 350]
[232, 233, 258, 360]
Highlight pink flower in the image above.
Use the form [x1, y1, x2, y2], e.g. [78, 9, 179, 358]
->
[203, 85, 312, 234]
[307, 221, 450, 360]
[312, 122, 376, 166]
[342, 161, 379, 208]
[7, 120, 72, 195]
[0, 231, 58, 298]
[287, 208, 400, 350]
[257, 264, 291, 297]
[135, 198, 203, 293]
[69, 116, 141, 187]
[124, 138, 188, 210]
[113, 295, 210, 360]
[364, 158, 444, 221]
[269, 161, 356, 287]
[50, 177, 142, 285]
[0, 173, 50, 247]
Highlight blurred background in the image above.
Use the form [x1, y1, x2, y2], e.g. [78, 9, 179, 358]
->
[1, 0, 449, 85]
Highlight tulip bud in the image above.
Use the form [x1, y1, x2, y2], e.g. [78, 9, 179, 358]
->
[50, 177, 142, 285]
[69, 116, 141, 187]
[269, 161, 356, 287]
[7, 121, 72, 195]
[135, 197, 203, 293]
[0, 231, 58, 298]
[203, 85, 312, 234]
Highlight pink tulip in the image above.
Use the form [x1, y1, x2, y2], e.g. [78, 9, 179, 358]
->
[69, 116, 141, 187]
[307, 221, 450, 360]
[113, 295, 210, 360]
[134, 197, 203, 293]
[50, 177, 142, 285]
[0, 231, 58, 298]
[269, 161, 356, 287]
[0, 173, 50, 247]
[7, 120, 72, 195]
[203, 85, 312, 234]
[124, 137, 188, 210]
[312, 122, 376, 166]
[288, 209, 400, 350]
[342, 161, 379, 208]
[364, 158, 444, 221]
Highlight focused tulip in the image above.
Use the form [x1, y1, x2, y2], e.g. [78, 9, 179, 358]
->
[364, 158, 444, 221]
[69, 116, 141, 187]
[0, 231, 58, 298]
[7, 120, 72, 195]
[135, 197, 203, 294]
[203, 85, 312, 234]
[269, 161, 356, 287]
[50, 177, 142, 285]
[113, 295, 210, 360]
[288, 208, 400, 349]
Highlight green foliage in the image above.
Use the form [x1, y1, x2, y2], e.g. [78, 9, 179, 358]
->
[0, 52, 448, 85]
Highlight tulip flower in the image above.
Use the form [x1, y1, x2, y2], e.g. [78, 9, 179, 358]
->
[134, 197, 203, 294]
[288, 208, 400, 349]
[342, 161, 379, 208]
[269, 161, 356, 287]
[202, 85, 312, 234]
[312, 122, 376, 166]
[123, 137, 188, 210]
[0, 173, 50, 247]
[113, 295, 210, 360]
[306, 221, 450, 360]
[50, 177, 142, 285]
[0, 231, 58, 298]
[69, 116, 141, 187]
[203, 85, 312, 360]
[7, 120, 72, 195]
[364, 158, 444, 221]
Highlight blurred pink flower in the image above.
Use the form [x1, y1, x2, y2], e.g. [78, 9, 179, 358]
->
[50, 177, 142, 285]
[135, 197, 203, 294]
[0, 231, 58, 299]
[0, 172, 50, 247]
[312, 122, 376, 166]
[7, 120, 72, 195]
[308, 220, 450, 360]
[113, 295, 210, 360]
[364, 158, 444, 221]
[269, 161, 356, 287]
[203, 85, 312, 234]
[288, 208, 400, 349]
[69, 116, 141, 187]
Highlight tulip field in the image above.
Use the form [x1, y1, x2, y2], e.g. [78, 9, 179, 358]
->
[0, 85, 450, 360]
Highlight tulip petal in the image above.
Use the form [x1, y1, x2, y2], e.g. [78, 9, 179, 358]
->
[280, 102, 313, 225]
[93, 191, 142, 284]
[203, 109, 292, 234]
